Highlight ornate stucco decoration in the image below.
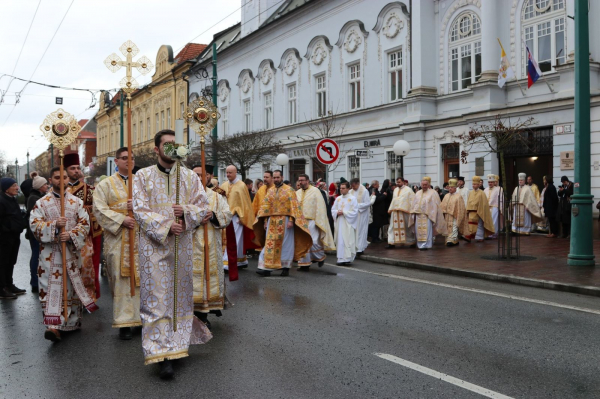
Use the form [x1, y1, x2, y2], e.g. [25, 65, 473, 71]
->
[285, 54, 297, 75]
[383, 12, 404, 38]
[219, 86, 229, 103]
[432, 130, 462, 154]
[242, 75, 252, 93]
[312, 42, 328, 65]
[344, 29, 363, 53]
[261, 65, 273, 85]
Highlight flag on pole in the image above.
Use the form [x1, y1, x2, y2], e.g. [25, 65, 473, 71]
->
[497, 39, 515, 88]
[525, 43, 542, 88]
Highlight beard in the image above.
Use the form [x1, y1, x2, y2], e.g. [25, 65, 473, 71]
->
[158, 151, 175, 165]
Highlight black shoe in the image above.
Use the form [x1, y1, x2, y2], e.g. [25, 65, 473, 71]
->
[256, 270, 271, 277]
[409, 244, 417, 248]
[238, 264, 248, 269]
[0, 287, 17, 299]
[195, 312, 212, 330]
[9, 285, 26, 295]
[298, 266, 310, 272]
[159, 360, 174, 379]
[419, 248, 429, 251]
[44, 328, 61, 342]
[31, 286, 39, 293]
[280, 269, 290, 277]
[385, 245, 395, 249]
[356, 251, 364, 256]
[119, 327, 133, 340]
[318, 260, 324, 267]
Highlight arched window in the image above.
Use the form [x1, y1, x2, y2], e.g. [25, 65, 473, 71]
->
[522, 0, 566, 74]
[449, 11, 481, 92]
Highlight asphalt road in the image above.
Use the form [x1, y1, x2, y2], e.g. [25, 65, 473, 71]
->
[2, 235, 600, 398]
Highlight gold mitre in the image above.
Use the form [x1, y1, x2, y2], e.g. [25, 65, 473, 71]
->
[487, 174, 497, 182]
[472, 176, 482, 183]
[448, 179, 458, 187]
[422, 176, 432, 183]
[495, 174, 500, 181]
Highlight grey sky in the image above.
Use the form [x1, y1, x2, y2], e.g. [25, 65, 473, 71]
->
[0, 0, 241, 164]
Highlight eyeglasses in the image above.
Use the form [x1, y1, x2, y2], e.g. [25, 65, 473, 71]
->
[117, 156, 135, 161]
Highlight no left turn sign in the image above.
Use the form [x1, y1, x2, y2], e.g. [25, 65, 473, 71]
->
[316, 138, 339, 165]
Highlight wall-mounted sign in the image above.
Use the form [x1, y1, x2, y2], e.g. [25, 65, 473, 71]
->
[56, 97, 63, 105]
[364, 139, 380, 148]
[475, 157, 484, 177]
[355, 150, 373, 159]
[560, 151, 574, 170]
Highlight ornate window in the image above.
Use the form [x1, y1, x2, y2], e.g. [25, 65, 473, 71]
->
[221, 107, 228, 135]
[161, 111, 165, 130]
[264, 92, 273, 130]
[522, 0, 566, 74]
[244, 100, 251, 132]
[389, 50, 403, 102]
[155, 113, 159, 132]
[449, 11, 482, 92]
[133, 123, 137, 144]
[146, 117, 150, 140]
[349, 63, 361, 110]
[348, 155, 360, 180]
[316, 74, 327, 117]
[139, 120, 143, 142]
[288, 84, 297, 124]
[167, 108, 171, 128]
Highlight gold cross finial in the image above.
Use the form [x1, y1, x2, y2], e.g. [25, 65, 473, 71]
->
[104, 40, 153, 97]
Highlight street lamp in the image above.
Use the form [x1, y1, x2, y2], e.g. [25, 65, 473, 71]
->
[14, 158, 19, 186]
[27, 151, 30, 177]
[276, 153, 289, 179]
[393, 140, 410, 181]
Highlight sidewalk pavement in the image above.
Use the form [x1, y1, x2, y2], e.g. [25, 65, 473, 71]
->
[359, 234, 600, 297]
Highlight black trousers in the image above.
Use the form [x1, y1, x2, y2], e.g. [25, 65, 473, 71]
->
[548, 217, 559, 236]
[0, 233, 21, 288]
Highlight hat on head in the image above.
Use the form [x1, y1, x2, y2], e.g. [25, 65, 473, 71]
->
[561, 175, 569, 183]
[340, 177, 348, 184]
[495, 174, 500, 181]
[422, 176, 431, 183]
[63, 153, 80, 168]
[487, 174, 497, 182]
[472, 176, 481, 184]
[32, 176, 47, 190]
[329, 182, 336, 196]
[518, 173, 526, 180]
[448, 179, 458, 188]
[205, 164, 214, 174]
[0, 177, 16, 192]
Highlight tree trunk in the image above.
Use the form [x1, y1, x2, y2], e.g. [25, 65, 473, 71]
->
[499, 151, 512, 258]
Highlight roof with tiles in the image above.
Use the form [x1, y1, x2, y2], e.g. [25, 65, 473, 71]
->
[174, 43, 207, 64]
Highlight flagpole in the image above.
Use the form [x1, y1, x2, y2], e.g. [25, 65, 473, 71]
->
[541, 74, 555, 93]
[497, 38, 526, 96]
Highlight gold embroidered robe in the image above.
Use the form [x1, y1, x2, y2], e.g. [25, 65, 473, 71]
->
[193, 188, 232, 312]
[253, 184, 312, 269]
[409, 189, 446, 239]
[440, 191, 469, 241]
[388, 186, 415, 245]
[511, 185, 544, 226]
[466, 189, 495, 237]
[93, 173, 141, 329]
[133, 165, 212, 365]
[296, 185, 335, 251]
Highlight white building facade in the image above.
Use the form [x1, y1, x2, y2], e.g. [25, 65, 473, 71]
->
[188, 0, 600, 198]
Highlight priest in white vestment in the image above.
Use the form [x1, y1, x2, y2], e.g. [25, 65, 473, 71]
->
[483, 174, 504, 238]
[332, 182, 358, 265]
[133, 130, 211, 379]
[409, 177, 446, 250]
[349, 178, 371, 254]
[511, 173, 543, 235]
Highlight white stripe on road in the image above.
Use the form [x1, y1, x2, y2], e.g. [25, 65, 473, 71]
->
[325, 263, 600, 315]
[375, 353, 514, 399]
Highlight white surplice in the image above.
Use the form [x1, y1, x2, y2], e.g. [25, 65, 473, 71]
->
[332, 194, 359, 263]
[349, 185, 371, 253]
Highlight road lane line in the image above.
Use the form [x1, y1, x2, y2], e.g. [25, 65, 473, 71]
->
[374, 353, 514, 399]
[325, 263, 600, 315]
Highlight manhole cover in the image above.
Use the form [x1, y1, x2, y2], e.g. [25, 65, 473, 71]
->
[481, 255, 537, 262]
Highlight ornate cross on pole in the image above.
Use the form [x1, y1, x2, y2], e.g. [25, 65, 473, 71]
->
[104, 41, 153, 296]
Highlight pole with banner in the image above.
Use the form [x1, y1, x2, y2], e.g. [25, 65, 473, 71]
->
[104, 41, 154, 294]
[39, 109, 82, 320]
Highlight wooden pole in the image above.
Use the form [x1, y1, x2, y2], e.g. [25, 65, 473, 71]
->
[173, 160, 181, 332]
[59, 152, 68, 321]
[126, 96, 135, 296]
[201, 136, 210, 304]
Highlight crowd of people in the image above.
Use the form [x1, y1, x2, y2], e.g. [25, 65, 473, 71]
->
[0, 128, 580, 379]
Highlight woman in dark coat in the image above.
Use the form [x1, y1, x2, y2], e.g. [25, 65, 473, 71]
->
[542, 175, 559, 238]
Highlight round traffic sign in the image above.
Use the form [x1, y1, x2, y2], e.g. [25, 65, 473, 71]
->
[316, 139, 339, 165]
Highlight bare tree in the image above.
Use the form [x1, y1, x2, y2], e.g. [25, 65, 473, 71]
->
[209, 130, 283, 179]
[458, 115, 538, 258]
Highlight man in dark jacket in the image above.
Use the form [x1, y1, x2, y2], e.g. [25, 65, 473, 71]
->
[542, 175, 559, 238]
[26, 176, 49, 292]
[558, 176, 573, 238]
[368, 180, 386, 243]
[0, 177, 26, 299]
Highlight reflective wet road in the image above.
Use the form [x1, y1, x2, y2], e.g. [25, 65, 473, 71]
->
[2, 237, 600, 398]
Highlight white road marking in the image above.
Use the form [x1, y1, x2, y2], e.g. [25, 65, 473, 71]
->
[325, 263, 600, 315]
[375, 353, 514, 399]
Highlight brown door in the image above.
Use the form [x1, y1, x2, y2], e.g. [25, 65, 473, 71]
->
[442, 143, 460, 182]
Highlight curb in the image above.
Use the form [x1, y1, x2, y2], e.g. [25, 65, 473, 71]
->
[330, 251, 600, 297]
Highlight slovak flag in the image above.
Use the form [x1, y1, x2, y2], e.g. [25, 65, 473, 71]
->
[525, 44, 542, 88]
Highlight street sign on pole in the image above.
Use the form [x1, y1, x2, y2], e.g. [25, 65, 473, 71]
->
[315, 138, 339, 165]
[355, 149, 373, 159]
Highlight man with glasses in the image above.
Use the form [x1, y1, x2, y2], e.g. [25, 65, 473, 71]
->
[93, 147, 141, 340]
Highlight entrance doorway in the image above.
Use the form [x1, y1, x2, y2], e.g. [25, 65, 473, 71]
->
[289, 159, 306, 187]
[442, 143, 460, 182]
[312, 157, 326, 182]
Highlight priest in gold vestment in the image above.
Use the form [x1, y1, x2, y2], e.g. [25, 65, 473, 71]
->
[133, 130, 211, 379]
[511, 173, 543, 235]
[252, 170, 274, 251]
[191, 165, 232, 329]
[253, 170, 311, 277]
[93, 147, 141, 340]
[409, 177, 446, 250]
[296, 174, 335, 270]
[440, 179, 469, 246]
[220, 165, 256, 276]
[386, 177, 416, 248]
[466, 176, 495, 242]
